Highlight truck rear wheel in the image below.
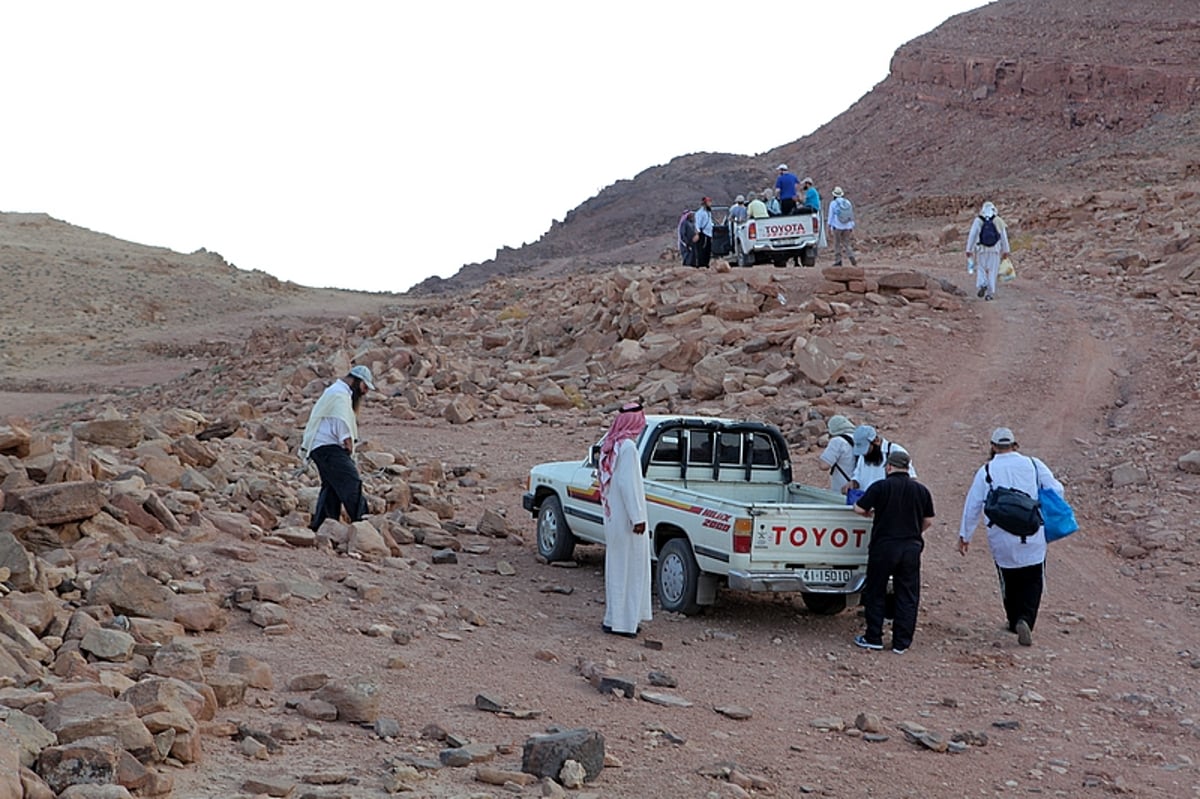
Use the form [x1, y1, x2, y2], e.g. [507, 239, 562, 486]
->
[801, 593, 847, 615]
[536, 495, 576, 563]
[800, 246, 816, 267]
[656, 538, 702, 615]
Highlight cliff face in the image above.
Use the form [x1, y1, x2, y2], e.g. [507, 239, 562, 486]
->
[889, 0, 1200, 127]
[416, 0, 1200, 294]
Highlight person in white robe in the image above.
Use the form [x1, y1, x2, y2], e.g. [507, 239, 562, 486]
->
[598, 401, 651, 637]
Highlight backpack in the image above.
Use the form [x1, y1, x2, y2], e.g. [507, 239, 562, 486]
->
[983, 459, 1042, 542]
[835, 199, 854, 225]
[978, 215, 1000, 247]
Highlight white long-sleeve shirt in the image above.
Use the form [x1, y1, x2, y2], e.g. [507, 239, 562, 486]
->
[851, 438, 916, 491]
[958, 451, 1063, 568]
[827, 197, 855, 231]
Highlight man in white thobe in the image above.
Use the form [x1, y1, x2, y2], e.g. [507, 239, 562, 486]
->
[598, 402, 651, 637]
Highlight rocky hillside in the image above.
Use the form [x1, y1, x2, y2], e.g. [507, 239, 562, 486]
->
[2, 0, 1200, 794]
[416, 0, 1200, 293]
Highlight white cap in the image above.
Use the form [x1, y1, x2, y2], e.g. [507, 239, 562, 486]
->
[348, 365, 375, 390]
[990, 427, 1016, 446]
[777, 163, 788, 171]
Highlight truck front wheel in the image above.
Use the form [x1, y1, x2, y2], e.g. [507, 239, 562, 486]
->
[536, 495, 576, 563]
[801, 592, 847, 615]
[656, 538, 702, 615]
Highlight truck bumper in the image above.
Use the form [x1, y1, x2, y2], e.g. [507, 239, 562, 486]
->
[521, 492, 536, 515]
[727, 570, 867, 594]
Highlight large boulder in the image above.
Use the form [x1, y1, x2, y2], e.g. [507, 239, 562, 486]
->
[312, 676, 381, 723]
[4, 482, 104, 525]
[521, 728, 605, 783]
[0, 531, 39, 592]
[0, 722, 27, 799]
[86, 563, 175, 620]
[40, 694, 154, 760]
[71, 419, 144, 448]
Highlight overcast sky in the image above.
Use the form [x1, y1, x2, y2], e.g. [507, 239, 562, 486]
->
[1, 1, 985, 293]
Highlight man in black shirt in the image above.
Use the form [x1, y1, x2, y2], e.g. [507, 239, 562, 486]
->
[852, 449, 935, 653]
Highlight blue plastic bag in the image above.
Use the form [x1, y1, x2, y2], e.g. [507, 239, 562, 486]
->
[1038, 488, 1078, 542]
[846, 488, 865, 507]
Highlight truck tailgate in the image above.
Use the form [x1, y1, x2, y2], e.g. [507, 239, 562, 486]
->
[734, 502, 870, 593]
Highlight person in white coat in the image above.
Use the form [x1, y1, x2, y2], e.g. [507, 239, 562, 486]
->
[957, 426, 1064, 647]
[965, 200, 1011, 301]
[597, 401, 651, 638]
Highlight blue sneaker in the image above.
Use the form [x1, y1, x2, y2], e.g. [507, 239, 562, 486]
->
[854, 635, 883, 651]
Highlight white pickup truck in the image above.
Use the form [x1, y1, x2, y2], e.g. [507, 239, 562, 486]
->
[730, 209, 820, 268]
[521, 416, 870, 616]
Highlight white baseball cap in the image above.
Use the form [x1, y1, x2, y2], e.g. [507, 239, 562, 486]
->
[349, 365, 375, 390]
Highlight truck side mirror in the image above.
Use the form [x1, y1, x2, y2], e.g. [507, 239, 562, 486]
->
[589, 444, 601, 467]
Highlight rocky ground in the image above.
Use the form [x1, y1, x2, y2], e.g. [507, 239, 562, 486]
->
[2, 178, 1199, 799]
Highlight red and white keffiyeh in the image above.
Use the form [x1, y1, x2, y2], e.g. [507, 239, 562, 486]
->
[598, 402, 647, 518]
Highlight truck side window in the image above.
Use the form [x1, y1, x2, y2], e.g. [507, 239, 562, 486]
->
[718, 431, 742, 465]
[688, 431, 714, 465]
[649, 431, 682, 464]
[749, 433, 778, 467]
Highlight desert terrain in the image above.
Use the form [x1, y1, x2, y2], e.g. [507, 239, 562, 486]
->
[3, 1, 1200, 798]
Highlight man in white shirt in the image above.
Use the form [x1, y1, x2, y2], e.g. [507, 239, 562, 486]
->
[694, 197, 714, 268]
[827, 186, 858, 266]
[957, 427, 1064, 647]
[300, 365, 376, 531]
[847, 424, 915, 499]
[819, 414, 857, 494]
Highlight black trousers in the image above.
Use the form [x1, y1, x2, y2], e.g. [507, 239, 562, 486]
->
[996, 561, 1045, 631]
[780, 198, 797, 215]
[862, 537, 923, 649]
[696, 233, 712, 267]
[309, 444, 366, 531]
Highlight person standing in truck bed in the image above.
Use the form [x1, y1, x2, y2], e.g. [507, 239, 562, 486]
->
[775, 164, 801, 215]
[747, 191, 769, 220]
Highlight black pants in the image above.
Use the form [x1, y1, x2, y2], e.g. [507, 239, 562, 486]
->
[862, 537, 923, 649]
[309, 444, 366, 531]
[780, 198, 797, 215]
[696, 233, 712, 267]
[996, 561, 1045, 631]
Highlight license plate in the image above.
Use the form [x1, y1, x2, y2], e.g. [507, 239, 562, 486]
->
[801, 569, 852, 585]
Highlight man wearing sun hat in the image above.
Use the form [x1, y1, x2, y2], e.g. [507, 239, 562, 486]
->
[819, 414, 857, 494]
[300, 364, 376, 531]
[957, 426, 1065, 647]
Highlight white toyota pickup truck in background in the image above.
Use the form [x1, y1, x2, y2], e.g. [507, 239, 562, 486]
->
[522, 416, 871, 616]
[730, 210, 820, 268]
